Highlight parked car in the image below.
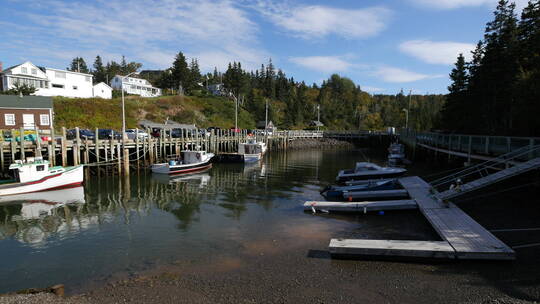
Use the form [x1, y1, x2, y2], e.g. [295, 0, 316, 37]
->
[66, 129, 95, 140]
[125, 129, 149, 140]
[98, 129, 122, 140]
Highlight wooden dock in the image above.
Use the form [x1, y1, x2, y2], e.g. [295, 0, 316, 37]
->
[304, 200, 417, 213]
[326, 176, 515, 260]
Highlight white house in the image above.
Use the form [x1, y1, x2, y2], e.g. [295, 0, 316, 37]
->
[92, 82, 112, 99]
[40, 67, 94, 98]
[0, 61, 94, 98]
[111, 75, 161, 97]
[0, 61, 49, 92]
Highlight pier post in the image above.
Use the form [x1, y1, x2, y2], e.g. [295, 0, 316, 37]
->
[135, 129, 140, 169]
[50, 127, 56, 166]
[117, 143, 122, 175]
[19, 127, 25, 161]
[95, 128, 100, 171]
[60, 127, 66, 166]
[148, 128, 154, 164]
[34, 126, 42, 157]
[0, 144, 4, 171]
[10, 140, 16, 165]
[74, 127, 80, 166]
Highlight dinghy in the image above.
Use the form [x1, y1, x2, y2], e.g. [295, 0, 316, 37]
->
[336, 162, 406, 183]
[0, 157, 84, 196]
[151, 150, 214, 175]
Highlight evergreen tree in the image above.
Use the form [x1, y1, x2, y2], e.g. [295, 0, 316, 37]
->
[171, 52, 190, 94]
[68, 57, 89, 73]
[441, 54, 468, 131]
[92, 55, 107, 84]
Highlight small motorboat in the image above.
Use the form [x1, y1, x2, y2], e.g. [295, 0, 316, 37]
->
[238, 138, 267, 162]
[151, 150, 214, 175]
[336, 162, 407, 183]
[388, 143, 406, 166]
[0, 157, 84, 196]
[321, 178, 400, 200]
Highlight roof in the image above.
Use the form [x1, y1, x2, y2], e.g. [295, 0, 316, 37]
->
[257, 120, 275, 128]
[138, 119, 197, 130]
[0, 95, 53, 109]
[93, 82, 112, 90]
[45, 67, 93, 77]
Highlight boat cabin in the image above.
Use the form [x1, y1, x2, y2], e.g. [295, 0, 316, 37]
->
[180, 151, 208, 164]
[239, 142, 264, 155]
[354, 162, 383, 172]
[8, 157, 62, 183]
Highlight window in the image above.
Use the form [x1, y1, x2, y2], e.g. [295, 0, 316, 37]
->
[36, 165, 45, 171]
[31, 68, 37, 75]
[55, 71, 66, 79]
[52, 84, 64, 88]
[73, 86, 78, 90]
[21, 67, 28, 74]
[4, 114, 15, 126]
[40, 114, 50, 126]
[85, 76, 91, 82]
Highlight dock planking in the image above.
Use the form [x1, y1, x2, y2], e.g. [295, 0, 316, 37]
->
[329, 239, 455, 259]
[398, 176, 515, 260]
[304, 200, 417, 212]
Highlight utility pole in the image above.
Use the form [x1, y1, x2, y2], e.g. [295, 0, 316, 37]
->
[317, 104, 320, 132]
[265, 98, 268, 134]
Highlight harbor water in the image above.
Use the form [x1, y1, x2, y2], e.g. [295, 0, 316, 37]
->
[0, 147, 538, 302]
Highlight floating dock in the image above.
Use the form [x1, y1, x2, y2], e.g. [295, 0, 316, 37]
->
[313, 176, 515, 261]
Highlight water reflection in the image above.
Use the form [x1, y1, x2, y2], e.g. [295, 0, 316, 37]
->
[0, 187, 86, 245]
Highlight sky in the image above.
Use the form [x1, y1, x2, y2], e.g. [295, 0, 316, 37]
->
[0, 0, 530, 94]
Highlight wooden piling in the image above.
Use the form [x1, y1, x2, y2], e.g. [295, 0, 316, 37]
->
[61, 127, 67, 167]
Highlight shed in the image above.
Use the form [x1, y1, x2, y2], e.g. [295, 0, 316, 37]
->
[93, 82, 112, 99]
[257, 120, 276, 131]
[0, 95, 53, 131]
[138, 119, 197, 130]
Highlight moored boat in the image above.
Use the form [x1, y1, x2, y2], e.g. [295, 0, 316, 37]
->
[151, 150, 214, 175]
[321, 178, 400, 200]
[0, 157, 84, 196]
[336, 162, 407, 182]
[238, 138, 267, 162]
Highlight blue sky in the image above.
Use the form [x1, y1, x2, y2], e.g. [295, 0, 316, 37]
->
[0, 0, 529, 94]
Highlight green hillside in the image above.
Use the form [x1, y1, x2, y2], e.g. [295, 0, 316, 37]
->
[53, 95, 257, 130]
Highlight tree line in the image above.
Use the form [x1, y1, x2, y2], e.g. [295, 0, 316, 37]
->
[441, 0, 540, 136]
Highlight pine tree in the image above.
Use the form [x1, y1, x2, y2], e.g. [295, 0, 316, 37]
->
[171, 52, 190, 94]
[68, 57, 89, 73]
[92, 55, 107, 84]
[441, 54, 468, 131]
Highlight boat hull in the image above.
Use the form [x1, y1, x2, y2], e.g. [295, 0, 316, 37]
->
[336, 171, 405, 183]
[151, 159, 213, 175]
[243, 153, 262, 162]
[0, 166, 84, 196]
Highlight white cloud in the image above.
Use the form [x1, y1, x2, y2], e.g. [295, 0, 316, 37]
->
[409, 0, 529, 11]
[251, 2, 391, 39]
[374, 66, 442, 83]
[289, 56, 352, 73]
[399, 40, 475, 65]
[6, 0, 267, 71]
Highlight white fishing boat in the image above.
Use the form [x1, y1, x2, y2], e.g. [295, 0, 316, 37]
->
[336, 162, 407, 182]
[238, 139, 267, 162]
[151, 150, 214, 175]
[0, 157, 84, 196]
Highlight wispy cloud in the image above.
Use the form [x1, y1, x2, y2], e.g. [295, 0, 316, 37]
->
[374, 66, 442, 83]
[361, 86, 385, 93]
[3, 0, 268, 71]
[289, 56, 352, 73]
[409, 0, 529, 11]
[399, 40, 475, 65]
[251, 2, 391, 39]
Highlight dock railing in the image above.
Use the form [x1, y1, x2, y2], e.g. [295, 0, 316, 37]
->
[400, 129, 540, 160]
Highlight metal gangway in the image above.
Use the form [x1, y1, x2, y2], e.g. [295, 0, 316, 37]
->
[430, 145, 540, 201]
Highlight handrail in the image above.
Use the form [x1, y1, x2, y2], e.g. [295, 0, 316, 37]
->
[430, 144, 540, 188]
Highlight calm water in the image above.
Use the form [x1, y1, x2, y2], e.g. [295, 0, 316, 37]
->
[0, 148, 440, 293]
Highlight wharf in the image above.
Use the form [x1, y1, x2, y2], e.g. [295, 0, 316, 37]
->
[325, 176, 515, 260]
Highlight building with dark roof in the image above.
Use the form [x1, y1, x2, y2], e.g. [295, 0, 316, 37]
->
[0, 95, 54, 130]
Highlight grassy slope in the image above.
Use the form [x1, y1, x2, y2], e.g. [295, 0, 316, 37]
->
[53, 95, 257, 130]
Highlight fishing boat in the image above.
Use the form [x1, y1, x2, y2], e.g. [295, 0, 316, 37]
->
[321, 178, 401, 200]
[388, 143, 406, 166]
[336, 162, 407, 183]
[238, 138, 267, 162]
[0, 157, 84, 196]
[151, 150, 214, 175]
